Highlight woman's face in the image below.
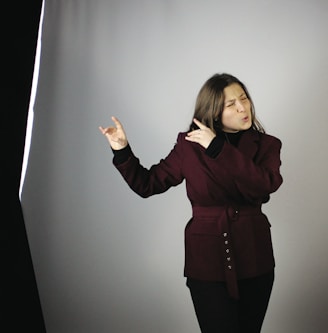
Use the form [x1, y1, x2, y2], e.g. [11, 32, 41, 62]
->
[221, 83, 252, 133]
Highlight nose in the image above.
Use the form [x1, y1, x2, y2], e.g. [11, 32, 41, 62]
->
[236, 100, 245, 113]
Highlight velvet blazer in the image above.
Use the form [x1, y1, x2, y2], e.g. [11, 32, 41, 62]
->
[113, 128, 283, 298]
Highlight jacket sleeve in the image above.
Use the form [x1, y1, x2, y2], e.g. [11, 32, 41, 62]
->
[113, 134, 185, 198]
[217, 135, 283, 203]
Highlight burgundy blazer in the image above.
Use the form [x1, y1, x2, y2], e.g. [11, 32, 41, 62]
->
[114, 129, 283, 298]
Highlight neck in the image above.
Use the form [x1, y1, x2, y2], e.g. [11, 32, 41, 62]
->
[223, 129, 240, 133]
[223, 130, 243, 146]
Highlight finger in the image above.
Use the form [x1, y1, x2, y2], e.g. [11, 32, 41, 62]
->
[193, 118, 205, 129]
[99, 126, 115, 136]
[185, 134, 199, 142]
[187, 129, 198, 137]
[98, 126, 106, 135]
[111, 116, 123, 130]
[187, 127, 202, 137]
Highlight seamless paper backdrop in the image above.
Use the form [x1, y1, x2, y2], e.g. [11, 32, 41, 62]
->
[22, 0, 328, 332]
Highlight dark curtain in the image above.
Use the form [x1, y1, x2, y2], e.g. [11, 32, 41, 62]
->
[2, 1, 46, 331]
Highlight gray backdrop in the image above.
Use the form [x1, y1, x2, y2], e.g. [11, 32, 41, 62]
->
[21, 0, 328, 332]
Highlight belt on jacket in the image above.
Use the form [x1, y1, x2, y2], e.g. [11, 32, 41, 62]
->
[192, 205, 262, 299]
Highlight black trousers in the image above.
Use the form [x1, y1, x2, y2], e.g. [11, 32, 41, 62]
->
[186, 271, 274, 333]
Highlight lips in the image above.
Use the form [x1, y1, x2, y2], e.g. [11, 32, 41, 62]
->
[242, 116, 249, 122]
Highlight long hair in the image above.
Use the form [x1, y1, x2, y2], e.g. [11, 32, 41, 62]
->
[189, 73, 265, 133]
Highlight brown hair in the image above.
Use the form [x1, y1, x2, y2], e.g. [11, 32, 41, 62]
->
[189, 73, 265, 133]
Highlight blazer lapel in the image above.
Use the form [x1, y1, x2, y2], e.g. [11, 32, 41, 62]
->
[237, 129, 260, 160]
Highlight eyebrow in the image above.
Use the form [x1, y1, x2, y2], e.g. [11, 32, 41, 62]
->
[225, 93, 246, 104]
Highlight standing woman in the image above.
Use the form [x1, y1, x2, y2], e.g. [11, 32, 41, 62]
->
[99, 73, 283, 333]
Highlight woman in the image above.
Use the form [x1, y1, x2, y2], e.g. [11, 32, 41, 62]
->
[99, 73, 283, 332]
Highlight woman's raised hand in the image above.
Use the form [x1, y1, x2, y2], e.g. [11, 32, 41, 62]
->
[98, 116, 128, 150]
[185, 118, 216, 149]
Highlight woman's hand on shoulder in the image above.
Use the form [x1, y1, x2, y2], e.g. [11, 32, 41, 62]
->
[99, 116, 128, 150]
[185, 118, 216, 149]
